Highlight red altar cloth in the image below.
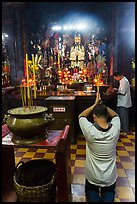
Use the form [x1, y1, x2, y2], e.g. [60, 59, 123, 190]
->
[2, 124, 70, 147]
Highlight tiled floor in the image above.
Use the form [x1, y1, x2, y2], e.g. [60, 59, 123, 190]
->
[14, 131, 135, 202]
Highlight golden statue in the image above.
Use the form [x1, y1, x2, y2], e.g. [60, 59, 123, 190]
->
[70, 34, 85, 69]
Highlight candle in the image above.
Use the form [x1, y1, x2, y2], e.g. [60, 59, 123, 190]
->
[26, 54, 30, 100]
[32, 54, 36, 98]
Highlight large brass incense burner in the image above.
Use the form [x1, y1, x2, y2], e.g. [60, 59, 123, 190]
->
[3, 54, 55, 145]
[5, 106, 54, 145]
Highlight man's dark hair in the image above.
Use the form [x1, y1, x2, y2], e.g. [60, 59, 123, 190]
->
[92, 104, 108, 118]
[113, 72, 122, 77]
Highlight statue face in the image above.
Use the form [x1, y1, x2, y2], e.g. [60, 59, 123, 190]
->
[75, 36, 81, 43]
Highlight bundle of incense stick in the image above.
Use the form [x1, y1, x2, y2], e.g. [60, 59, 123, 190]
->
[26, 54, 30, 108]
[32, 54, 36, 99]
[20, 84, 33, 108]
[97, 74, 100, 93]
[23, 54, 37, 109]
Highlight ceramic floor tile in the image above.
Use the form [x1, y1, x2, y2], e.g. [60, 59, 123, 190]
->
[116, 146, 126, 150]
[77, 141, 86, 145]
[121, 162, 135, 169]
[15, 157, 22, 164]
[76, 154, 86, 160]
[71, 166, 75, 174]
[127, 135, 135, 139]
[130, 156, 135, 163]
[76, 149, 86, 154]
[120, 138, 131, 143]
[116, 169, 127, 177]
[33, 152, 45, 158]
[116, 187, 134, 199]
[117, 142, 124, 146]
[116, 177, 130, 187]
[72, 174, 85, 184]
[116, 162, 123, 169]
[128, 151, 135, 156]
[132, 142, 135, 146]
[125, 146, 135, 151]
[71, 144, 77, 149]
[119, 156, 132, 162]
[119, 134, 127, 138]
[36, 149, 47, 153]
[116, 155, 120, 162]
[77, 145, 86, 149]
[122, 142, 133, 146]
[23, 152, 35, 158]
[74, 167, 85, 174]
[71, 195, 86, 202]
[15, 151, 25, 157]
[71, 154, 76, 160]
[127, 131, 134, 135]
[43, 152, 55, 159]
[71, 160, 75, 166]
[117, 150, 129, 156]
[71, 184, 85, 196]
[125, 169, 135, 178]
[71, 149, 77, 154]
[17, 148, 29, 152]
[75, 160, 86, 167]
[128, 178, 135, 187]
[46, 148, 55, 153]
[130, 139, 135, 142]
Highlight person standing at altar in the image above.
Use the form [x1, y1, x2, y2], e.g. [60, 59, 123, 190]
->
[111, 72, 132, 135]
[70, 33, 85, 69]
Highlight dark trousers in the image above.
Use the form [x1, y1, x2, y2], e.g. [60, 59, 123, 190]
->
[85, 179, 116, 202]
[116, 106, 129, 132]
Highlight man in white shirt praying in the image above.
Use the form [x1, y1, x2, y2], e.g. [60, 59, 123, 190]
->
[79, 92, 120, 202]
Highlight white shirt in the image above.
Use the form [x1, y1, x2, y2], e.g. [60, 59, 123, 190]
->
[117, 77, 132, 108]
[79, 116, 120, 187]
